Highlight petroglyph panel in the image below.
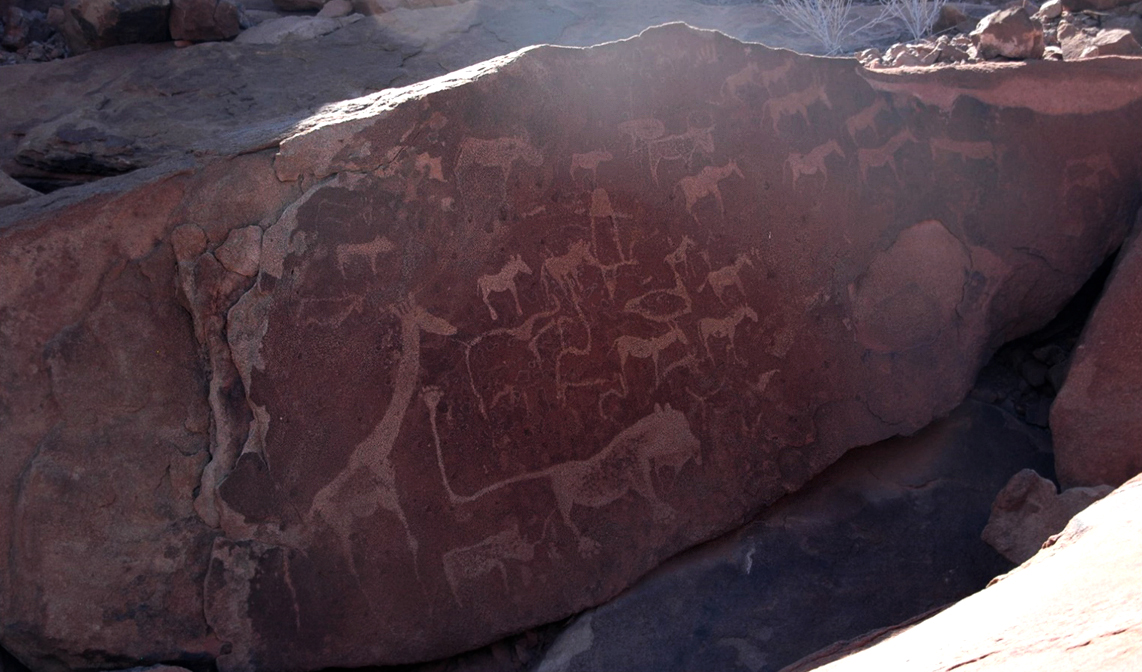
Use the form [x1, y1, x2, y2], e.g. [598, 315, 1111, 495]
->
[182, 23, 1142, 672]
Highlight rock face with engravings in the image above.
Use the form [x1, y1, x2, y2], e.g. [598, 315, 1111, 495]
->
[3, 23, 1142, 672]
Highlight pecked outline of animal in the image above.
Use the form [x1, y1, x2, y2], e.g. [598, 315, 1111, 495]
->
[699, 254, 755, 305]
[699, 305, 760, 362]
[477, 254, 533, 321]
[441, 522, 539, 607]
[677, 161, 744, 221]
[425, 394, 702, 555]
[785, 140, 845, 187]
[647, 122, 716, 185]
[614, 323, 690, 392]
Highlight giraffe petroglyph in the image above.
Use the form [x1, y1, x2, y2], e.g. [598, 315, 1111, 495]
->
[478, 254, 533, 321]
[700, 305, 760, 362]
[699, 254, 755, 305]
[858, 128, 919, 182]
[615, 323, 690, 392]
[785, 140, 845, 186]
[308, 295, 457, 578]
[424, 392, 702, 556]
[647, 123, 715, 185]
[677, 161, 744, 221]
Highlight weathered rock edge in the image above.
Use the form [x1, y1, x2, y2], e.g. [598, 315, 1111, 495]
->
[2, 23, 1142, 672]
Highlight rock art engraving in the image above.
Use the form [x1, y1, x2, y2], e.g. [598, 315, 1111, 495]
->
[615, 324, 690, 392]
[478, 254, 533, 321]
[700, 305, 760, 362]
[426, 394, 702, 555]
[677, 161, 744, 221]
[441, 523, 539, 606]
[308, 296, 457, 575]
[617, 118, 666, 153]
[571, 150, 614, 183]
[699, 254, 755, 305]
[929, 137, 997, 164]
[858, 128, 919, 182]
[845, 98, 888, 143]
[758, 57, 794, 90]
[455, 136, 543, 192]
[764, 80, 831, 132]
[785, 140, 845, 186]
[720, 62, 761, 102]
[624, 239, 696, 324]
[335, 235, 396, 277]
[647, 123, 715, 184]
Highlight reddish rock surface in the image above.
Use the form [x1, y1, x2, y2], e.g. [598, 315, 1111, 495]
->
[168, 0, 241, 42]
[981, 468, 1111, 563]
[3, 24, 1142, 672]
[1052, 216, 1142, 488]
[784, 471, 1142, 672]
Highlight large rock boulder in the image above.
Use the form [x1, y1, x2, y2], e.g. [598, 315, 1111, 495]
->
[61, 0, 171, 52]
[785, 471, 1142, 672]
[3, 24, 1142, 672]
[533, 400, 1053, 672]
[1052, 215, 1142, 488]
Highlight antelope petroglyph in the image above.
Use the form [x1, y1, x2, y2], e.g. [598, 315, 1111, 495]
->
[335, 235, 396, 277]
[785, 140, 845, 187]
[677, 161, 744, 221]
[700, 305, 759, 362]
[845, 98, 888, 143]
[858, 128, 919, 182]
[615, 323, 690, 392]
[455, 136, 543, 183]
[425, 393, 702, 556]
[441, 523, 539, 606]
[699, 254, 755, 305]
[764, 80, 831, 132]
[478, 254, 533, 321]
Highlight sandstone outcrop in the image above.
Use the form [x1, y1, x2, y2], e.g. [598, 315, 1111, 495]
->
[784, 471, 1142, 672]
[1052, 216, 1142, 488]
[534, 400, 1052, 672]
[981, 468, 1111, 563]
[3, 23, 1142, 672]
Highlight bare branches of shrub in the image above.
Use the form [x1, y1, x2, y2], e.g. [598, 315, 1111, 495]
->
[768, 0, 947, 55]
[884, 0, 947, 41]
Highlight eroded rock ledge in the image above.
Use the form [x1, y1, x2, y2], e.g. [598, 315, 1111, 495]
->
[2, 23, 1141, 672]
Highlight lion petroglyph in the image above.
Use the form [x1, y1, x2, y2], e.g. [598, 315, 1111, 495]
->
[615, 323, 690, 392]
[677, 161, 743, 221]
[699, 254, 755, 305]
[785, 140, 845, 187]
[700, 305, 759, 362]
[442, 523, 540, 606]
[647, 123, 715, 185]
[425, 392, 702, 555]
[335, 235, 396, 277]
[858, 128, 919, 182]
[478, 254, 533, 321]
[308, 296, 457, 576]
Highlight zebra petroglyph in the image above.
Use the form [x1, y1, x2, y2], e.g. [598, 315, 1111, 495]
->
[478, 254, 533, 321]
[845, 98, 889, 143]
[425, 393, 702, 556]
[764, 80, 831, 132]
[858, 128, 919, 182]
